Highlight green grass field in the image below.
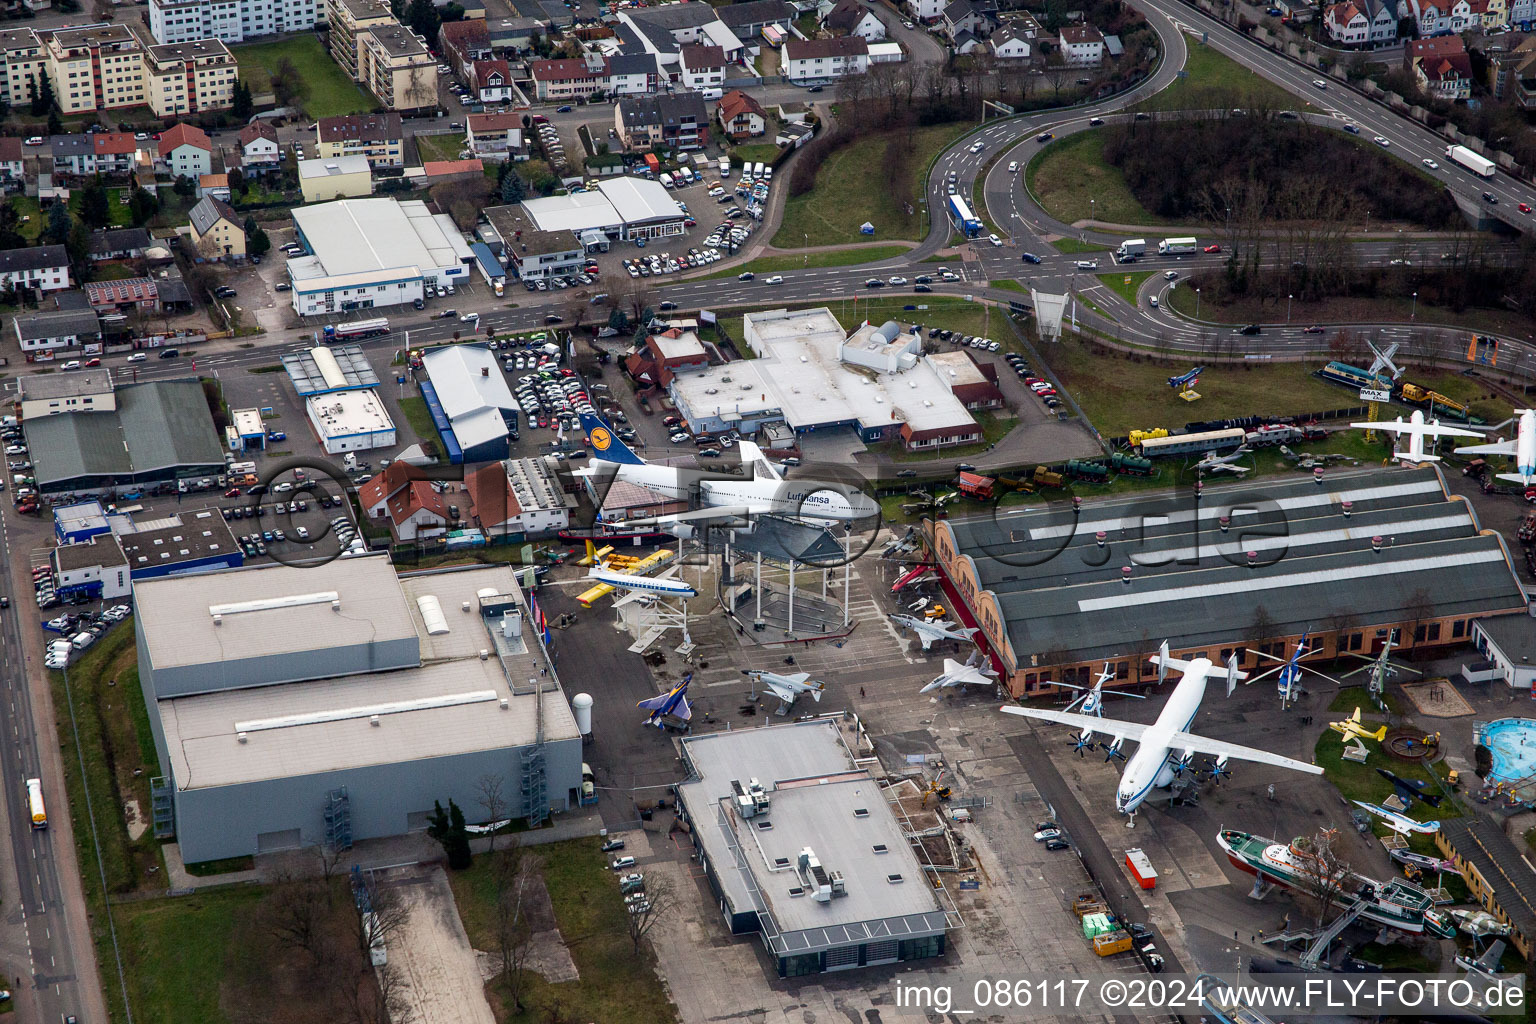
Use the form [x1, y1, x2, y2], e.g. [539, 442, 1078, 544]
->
[1027, 131, 1169, 228]
[773, 122, 972, 247]
[729, 142, 782, 168]
[1051, 237, 1110, 253]
[118, 888, 265, 1024]
[1136, 38, 1302, 112]
[232, 37, 373, 119]
[416, 133, 464, 164]
[695, 244, 911, 279]
[450, 840, 678, 1024]
[1039, 337, 1372, 437]
[1097, 270, 1154, 306]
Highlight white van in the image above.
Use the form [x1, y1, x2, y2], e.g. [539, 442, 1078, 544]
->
[659, 172, 675, 189]
[700, 87, 723, 100]
[752, 161, 765, 179]
[71, 632, 96, 651]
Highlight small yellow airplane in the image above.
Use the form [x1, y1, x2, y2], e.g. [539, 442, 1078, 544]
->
[1328, 707, 1387, 744]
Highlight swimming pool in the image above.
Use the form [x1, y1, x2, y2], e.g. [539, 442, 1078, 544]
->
[1478, 717, 1536, 787]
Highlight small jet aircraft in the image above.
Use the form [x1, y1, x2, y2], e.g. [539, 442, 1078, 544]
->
[1448, 908, 1511, 938]
[1456, 408, 1536, 486]
[1193, 445, 1252, 475]
[1376, 767, 1444, 809]
[1353, 799, 1440, 835]
[891, 612, 977, 651]
[1390, 848, 1458, 875]
[1328, 707, 1387, 744]
[1168, 366, 1204, 390]
[1001, 642, 1323, 823]
[638, 673, 693, 728]
[1056, 662, 1148, 719]
[1455, 940, 1507, 981]
[743, 669, 826, 711]
[919, 650, 998, 694]
[1349, 409, 1484, 464]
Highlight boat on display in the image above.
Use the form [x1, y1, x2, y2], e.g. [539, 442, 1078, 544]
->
[1217, 829, 1457, 938]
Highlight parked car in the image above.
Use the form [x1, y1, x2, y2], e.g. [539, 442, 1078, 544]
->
[601, 838, 625, 852]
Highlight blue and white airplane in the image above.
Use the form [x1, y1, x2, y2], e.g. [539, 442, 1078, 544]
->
[578, 412, 880, 531]
[590, 564, 697, 598]
[1056, 662, 1148, 721]
[639, 673, 693, 728]
[1168, 366, 1203, 390]
[1456, 408, 1536, 486]
[1353, 799, 1440, 836]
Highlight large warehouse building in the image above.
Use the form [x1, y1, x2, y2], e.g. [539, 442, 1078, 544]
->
[923, 467, 1528, 698]
[675, 720, 952, 978]
[133, 556, 583, 863]
[22, 380, 226, 494]
[287, 198, 474, 316]
[513, 176, 686, 244]
[419, 344, 521, 463]
[281, 344, 396, 453]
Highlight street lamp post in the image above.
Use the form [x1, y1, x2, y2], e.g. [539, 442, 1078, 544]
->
[1411, 291, 1418, 320]
[1287, 293, 1292, 324]
[1090, 197, 1095, 224]
[1195, 287, 1200, 319]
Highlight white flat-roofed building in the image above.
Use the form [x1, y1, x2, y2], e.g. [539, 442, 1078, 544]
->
[518, 176, 685, 243]
[298, 154, 373, 203]
[149, 0, 317, 44]
[288, 198, 472, 316]
[676, 720, 951, 977]
[306, 388, 397, 453]
[670, 308, 979, 450]
[133, 558, 583, 862]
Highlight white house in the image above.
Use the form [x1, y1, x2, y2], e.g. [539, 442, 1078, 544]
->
[1470, 614, 1536, 690]
[1058, 24, 1105, 65]
[1330, 0, 1397, 41]
[13, 308, 101, 355]
[238, 122, 280, 170]
[906, 0, 946, 21]
[609, 52, 664, 95]
[823, 0, 887, 40]
[990, 24, 1032, 58]
[783, 35, 869, 82]
[680, 44, 726, 92]
[158, 123, 214, 180]
[473, 59, 514, 103]
[0, 245, 71, 294]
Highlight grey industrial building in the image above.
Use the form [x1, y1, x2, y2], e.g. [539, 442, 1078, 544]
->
[22, 380, 225, 494]
[924, 466, 1530, 698]
[675, 720, 952, 977]
[132, 556, 582, 863]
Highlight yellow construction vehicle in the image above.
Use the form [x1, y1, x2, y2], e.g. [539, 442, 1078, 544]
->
[921, 770, 951, 807]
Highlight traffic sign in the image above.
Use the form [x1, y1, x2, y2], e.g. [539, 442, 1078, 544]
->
[1359, 389, 1390, 402]
[1124, 276, 1132, 285]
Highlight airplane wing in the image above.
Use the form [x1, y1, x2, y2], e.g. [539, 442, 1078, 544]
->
[763, 681, 795, 703]
[618, 505, 756, 527]
[1000, 707, 1151, 743]
[1456, 439, 1517, 457]
[1163, 730, 1325, 775]
[736, 439, 783, 482]
[637, 690, 675, 712]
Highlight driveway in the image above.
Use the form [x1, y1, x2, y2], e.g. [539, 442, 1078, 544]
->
[383, 864, 497, 1024]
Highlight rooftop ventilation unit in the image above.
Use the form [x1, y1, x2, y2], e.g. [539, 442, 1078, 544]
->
[796, 846, 847, 903]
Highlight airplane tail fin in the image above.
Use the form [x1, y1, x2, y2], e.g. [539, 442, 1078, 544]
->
[580, 412, 645, 465]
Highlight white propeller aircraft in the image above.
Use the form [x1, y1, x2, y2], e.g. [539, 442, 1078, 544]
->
[1350, 409, 1484, 464]
[577, 413, 879, 534]
[743, 669, 826, 711]
[1001, 642, 1323, 825]
[891, 613, 978, 651]
[1456, 409, 1536, 486]
[919, 650, 998, 694]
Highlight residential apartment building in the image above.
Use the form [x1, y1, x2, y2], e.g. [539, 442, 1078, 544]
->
[0, 137, 21, 185]
[144, 39, 239, 115]
[46, 25, 146, 113]
[189, 196, 245, 257]
[679, 44, 725, 91]
[149, 0, 317, 45]
[782, 36, 868, 82]
[160, 122, 214, 178]
[325, 0, 395, 79]
[0, 28, 47, 109]
[472, 59, 512, 102]
[1406, 34, 1473, 98]
[51, 132, 138, 176]
[0, 245, 70, 293]
[316, 112, 405, 168]
[238, 120, 281, 169]
[529, 55, 609, 100]
[608, 52, 662, 95]
[1325, 0, 1398, 43]
[358, 23, 436, 110]
[1400, 0, 1453, 37]
[1058, 24, 1106, 64]
[906, 0, 947, 23]
[615, 91, 709, 150]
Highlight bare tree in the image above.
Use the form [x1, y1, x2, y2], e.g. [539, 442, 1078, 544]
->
[625, 874, 676, 953]
[264, 869, 330, 962]
[1289, 828, 1353, 929]
[493, 843, 536, 1012]
[477, 773, 508, 854]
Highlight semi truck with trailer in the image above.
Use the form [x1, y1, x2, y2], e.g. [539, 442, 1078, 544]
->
[1158, 236, 1198, 256]
[322, 318, 391, 342]
[1445, 145, 1495, 178]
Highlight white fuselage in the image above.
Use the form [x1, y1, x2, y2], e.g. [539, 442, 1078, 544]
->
[1113, 661, 1211, 813]
[610, 463, 879, 521]
[1518, 410, 1536, 479]
[591, 567, 696, 596]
